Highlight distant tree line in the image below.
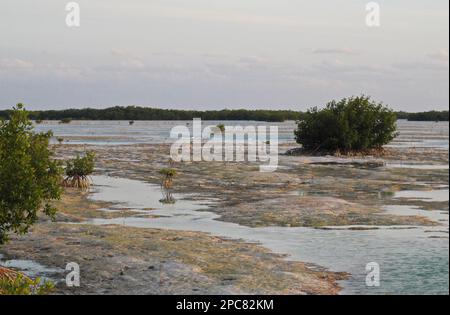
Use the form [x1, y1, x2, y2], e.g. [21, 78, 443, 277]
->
[0, 106, 303, 122]
[0, 106, 447, 122]
[396, 110, 449, 122]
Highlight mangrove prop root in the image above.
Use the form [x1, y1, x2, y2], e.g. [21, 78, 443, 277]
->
[0, 267, 31, 282]
[162, 177, 173, 190]
[62, 175, 92, 189]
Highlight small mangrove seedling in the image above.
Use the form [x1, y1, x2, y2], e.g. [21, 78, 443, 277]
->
[57, 137, 64, 144]
[35, 119, 43, 124]
[217, 124, 225, 133]
[129, 120, 135, 125]
[59, 118, 72, 124]
[159, 168, 177, 204]
[63, 151, 96, 189]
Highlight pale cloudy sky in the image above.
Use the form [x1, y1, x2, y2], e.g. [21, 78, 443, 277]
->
[0, 0, 448, 111]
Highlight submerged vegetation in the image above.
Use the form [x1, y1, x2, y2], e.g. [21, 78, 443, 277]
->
[0, 105, 63, 245]
[295, 96, 398, 154]
[63, 152, 96, 189]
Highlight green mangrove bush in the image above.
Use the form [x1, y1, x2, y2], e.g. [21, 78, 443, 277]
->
[0, 104, 63, 245]
[294, 96, 398, 153]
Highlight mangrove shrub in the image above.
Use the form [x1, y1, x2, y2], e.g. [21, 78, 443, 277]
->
[159, 168, 177, 204]
[0, 104, 63, 244]
[63, 151, 96, 189]
[294, 96, 398, 153]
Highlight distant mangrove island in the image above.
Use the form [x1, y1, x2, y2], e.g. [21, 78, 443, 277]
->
[396, 110, 449, 122]
[0, 106, 448, 122]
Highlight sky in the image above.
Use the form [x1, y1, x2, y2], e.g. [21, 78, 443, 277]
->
[0, 0, 448, 111]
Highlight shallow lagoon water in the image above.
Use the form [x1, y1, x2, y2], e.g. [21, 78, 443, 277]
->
[36, 120, 298, 145]
[394, 189, 449, 203]
[36, 120, 449, 149]
[387, 120, 449, 150]
[0, 254, 63, 281]
[386, 163, 449, 170]
[88, 175, 449, 295]
[35, 119, 448, 294]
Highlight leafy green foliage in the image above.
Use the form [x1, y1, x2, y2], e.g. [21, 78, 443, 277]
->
[63, 151, 96, 189]
[0, 268, 54, 295]
[0, 104, 63, 244]
[294, 96, 398, 153]
[216, 124, 225, 132]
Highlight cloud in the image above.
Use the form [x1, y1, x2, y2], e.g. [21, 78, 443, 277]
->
[427, 49, 449, 63]
[312, 48, 358, 55]
[0, 58, 34, 70]
[392, 60, 449, 72]
[312, 60, 394, 76]
[238, 56, 269, 64]
[0, 57, 90, 81]
[0, 51, 448, 111]
[110, 49, 132, 57]
[110, 49, 145, 69]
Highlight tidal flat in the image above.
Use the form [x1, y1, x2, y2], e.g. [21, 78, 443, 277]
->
[0, 120, 448, 295]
